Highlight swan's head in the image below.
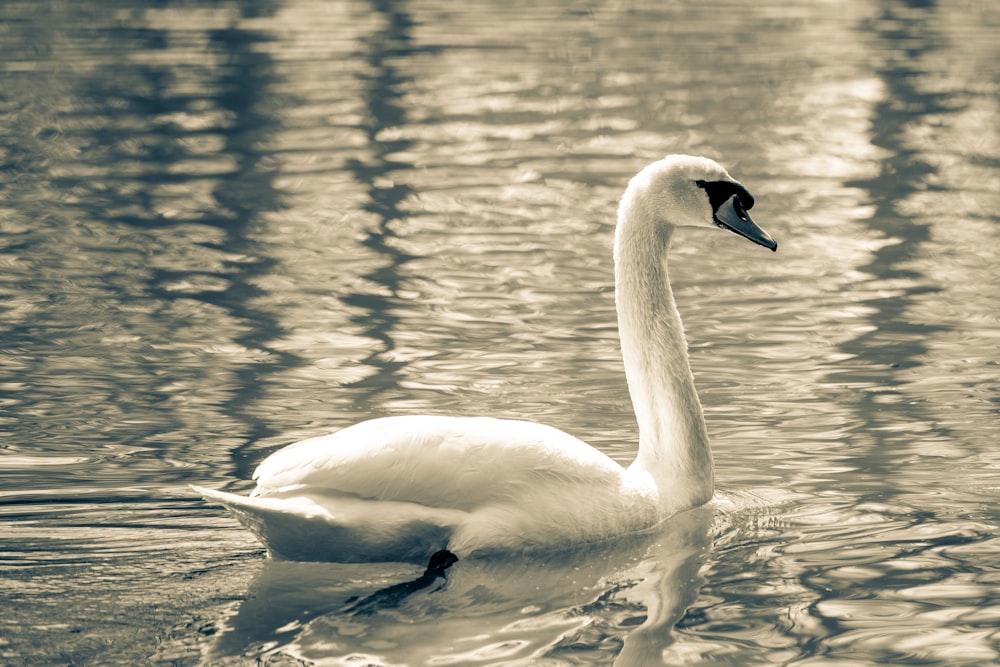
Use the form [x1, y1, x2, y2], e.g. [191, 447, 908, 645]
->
[622, 155, 777, 252]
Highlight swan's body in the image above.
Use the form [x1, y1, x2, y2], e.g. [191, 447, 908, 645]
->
[194, 155, 776, 564]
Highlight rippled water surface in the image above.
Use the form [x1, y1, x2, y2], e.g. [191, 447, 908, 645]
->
[2, 0, 999, 665]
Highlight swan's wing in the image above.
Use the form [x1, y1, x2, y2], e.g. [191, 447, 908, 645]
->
[251, 415, 626, 510]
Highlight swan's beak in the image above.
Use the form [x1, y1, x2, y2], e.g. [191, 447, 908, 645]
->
[714, 195, 778, 252]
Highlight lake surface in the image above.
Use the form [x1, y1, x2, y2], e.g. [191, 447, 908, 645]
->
[2, 0, 999, 665]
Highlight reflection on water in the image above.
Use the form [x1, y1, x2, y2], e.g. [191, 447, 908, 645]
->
[2, 0, 999, 665]
[209, 508, 712, 666]
[833, 2, 948, 477]
[340, 0, 424, 410]
[0, 0, 297, 489]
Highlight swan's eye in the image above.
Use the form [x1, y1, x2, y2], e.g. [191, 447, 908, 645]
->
[696, 180, 755, 215]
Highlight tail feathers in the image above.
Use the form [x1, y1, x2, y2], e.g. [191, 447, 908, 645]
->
[191, 485, 359, 524]
[191, 485, 318, 515]
[190, 485, 456, 564]
[191, 485, 341, 559]
[191, 484, 247, 509]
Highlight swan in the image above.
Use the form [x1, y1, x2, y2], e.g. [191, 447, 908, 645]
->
[193, 154, 777, 564]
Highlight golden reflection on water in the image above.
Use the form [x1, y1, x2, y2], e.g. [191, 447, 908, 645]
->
[1, 0, 999, 665]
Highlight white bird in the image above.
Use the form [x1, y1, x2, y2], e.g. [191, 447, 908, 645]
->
[193, 154, 777, 565]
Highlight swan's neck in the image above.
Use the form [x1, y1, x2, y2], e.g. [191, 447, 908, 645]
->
[614, 207, 713, 513]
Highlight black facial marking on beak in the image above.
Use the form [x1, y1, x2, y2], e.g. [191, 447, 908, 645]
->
[696, 179, 777, 252]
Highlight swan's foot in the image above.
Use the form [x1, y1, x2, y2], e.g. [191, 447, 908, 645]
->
[346, 550, 458, 616]
[426, 549, 458, 576]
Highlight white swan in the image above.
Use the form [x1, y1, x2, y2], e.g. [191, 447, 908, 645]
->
[193, 155, 777, 564]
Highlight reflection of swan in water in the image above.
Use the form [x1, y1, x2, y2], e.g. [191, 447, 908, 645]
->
[208, 507, 714, 667]
[193, 155, 777, 565]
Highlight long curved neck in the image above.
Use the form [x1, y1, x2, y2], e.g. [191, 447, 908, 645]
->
[614, 202, 713, 512]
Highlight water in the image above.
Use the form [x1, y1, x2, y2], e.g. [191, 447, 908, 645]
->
[2, 0, 998, 664]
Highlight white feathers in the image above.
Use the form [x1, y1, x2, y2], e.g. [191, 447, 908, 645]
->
[194, 155, 774, 563]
